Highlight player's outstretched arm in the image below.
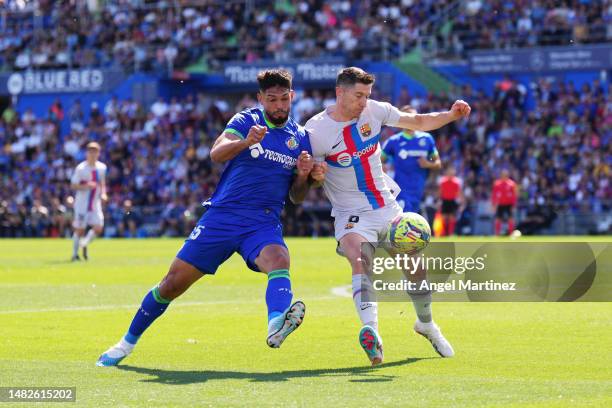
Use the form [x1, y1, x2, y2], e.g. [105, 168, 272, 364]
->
[289, 151, 315, 204]
[210, 125, 267, 163]
[395, 100, 471, 131]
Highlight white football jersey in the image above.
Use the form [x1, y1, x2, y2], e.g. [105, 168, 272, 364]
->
[305, 99, 402, 214]
[70, 161, 107, 213]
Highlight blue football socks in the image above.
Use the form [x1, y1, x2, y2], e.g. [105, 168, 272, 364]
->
[124, 285, 171, 345]
[265, 269, 293, 321]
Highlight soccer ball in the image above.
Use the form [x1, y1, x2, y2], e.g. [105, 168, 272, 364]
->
[386, 212, 432, 254]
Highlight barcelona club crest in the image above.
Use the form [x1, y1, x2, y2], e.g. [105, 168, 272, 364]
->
[360, 123, 372, 137]
[285, 136, 299, 150]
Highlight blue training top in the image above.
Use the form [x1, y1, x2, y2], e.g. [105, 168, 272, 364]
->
[382, 130, 438, 200]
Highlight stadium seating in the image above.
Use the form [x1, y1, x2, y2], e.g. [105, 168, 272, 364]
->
[0, 76, 609, 237]
[2, 1, 609, 71]
[0, 1, 609, 237]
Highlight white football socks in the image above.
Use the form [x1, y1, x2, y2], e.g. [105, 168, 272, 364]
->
[408, 289, 433, 323]
[72, 232, 80, 256]
[352, 274, 379, 332]
[81, 229, 97, 247]
[118, 337, 135, 353]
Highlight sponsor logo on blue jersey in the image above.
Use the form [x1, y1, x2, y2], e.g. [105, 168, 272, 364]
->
[398, 149, 428, 159]
[249, 142, 297, 169]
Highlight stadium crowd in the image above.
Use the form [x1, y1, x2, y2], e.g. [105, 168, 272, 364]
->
[421, 77, 611, 234]
[448, 0, 611, 55]
[0, 74, 609, 237]
[1, 0, 610, 73]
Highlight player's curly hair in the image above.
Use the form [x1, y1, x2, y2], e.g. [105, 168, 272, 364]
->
[257, 69, 293, 91]
[336, 67, 375, 87]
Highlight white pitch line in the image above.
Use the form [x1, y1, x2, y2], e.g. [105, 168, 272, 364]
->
[331, 284, 352, 298]
[0, 296, 339, 314]
[0, 300, 214, 314]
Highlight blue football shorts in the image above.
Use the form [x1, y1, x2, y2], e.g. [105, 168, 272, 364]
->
[397, 195, 422, 214]
[176, 207, 286, 274]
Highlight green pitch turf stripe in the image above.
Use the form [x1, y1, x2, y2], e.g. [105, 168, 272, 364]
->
[267, 269, 290, 280]
[152, 286, 171, 304]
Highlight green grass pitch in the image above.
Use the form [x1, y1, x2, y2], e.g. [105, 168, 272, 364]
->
[1, 237, 611, 407]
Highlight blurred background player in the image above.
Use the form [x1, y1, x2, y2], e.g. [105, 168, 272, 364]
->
[306, 67, 470, 365]
[69, 142, 107, 261]
[97, 69, 326, 367]
[492, 169, 518, 235]
[438, 167, 463, 236]
[381, 105, 442, 213]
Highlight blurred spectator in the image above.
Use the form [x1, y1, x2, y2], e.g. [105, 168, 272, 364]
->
[115, 199, 142, 238]
[2, 0, 607, 73]
[451, 0, 610, 55]
[0, 74, 610, 237]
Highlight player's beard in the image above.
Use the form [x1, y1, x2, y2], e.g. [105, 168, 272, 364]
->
[266, 109, 289, 126]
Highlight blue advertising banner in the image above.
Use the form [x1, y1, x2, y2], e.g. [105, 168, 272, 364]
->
[469, 45, 611, 74]
[0, 69, 125, 95]
[223, 59, 346, 84]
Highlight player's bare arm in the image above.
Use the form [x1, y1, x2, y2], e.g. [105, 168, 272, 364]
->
[396, 100, 471, 131]
[100, 180, 108, 202]
[308, 162, 327, 188]
[418, 156, 442, 170]
[289, 162, 327, 204]
[289, 151, 315, 204]
[210, 125, 267, 163]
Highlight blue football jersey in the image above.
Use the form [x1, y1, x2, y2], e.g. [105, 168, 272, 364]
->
[204, 108, 312, 218]
[382, 131, 438, 200]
